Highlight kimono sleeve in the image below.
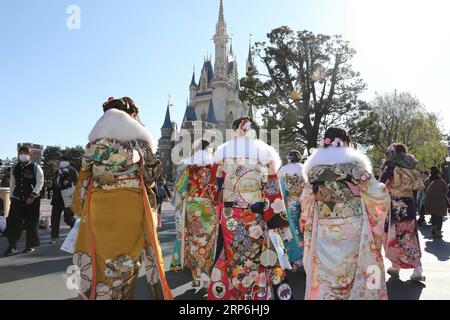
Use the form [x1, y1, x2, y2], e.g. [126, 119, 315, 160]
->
[263, 174, 290, 230]
[139, 141, 162, 186]
[300, 182, 315, 234]
[71, 144, 94, 217]
[176, 167, 190, 196]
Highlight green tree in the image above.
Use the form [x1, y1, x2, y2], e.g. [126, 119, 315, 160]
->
[41, 146, 62, 183]
[0, 157, 17, 187]
[367, 91, 447, 172]
[63, 146, 84, 171]
[240, 27, 376, 152]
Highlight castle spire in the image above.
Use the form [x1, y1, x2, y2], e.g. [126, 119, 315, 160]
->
[218, 0, 225, 27]
[246, 35, 255, 73]
[213, 0, 229, 82]
[190, 66, 196, 87]
[161, 99, 173, 131]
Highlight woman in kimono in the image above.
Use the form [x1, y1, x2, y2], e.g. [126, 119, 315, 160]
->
[170, 139, 220, 289]
[381, 143, 425, 282]
[208, 117, 293, 301]
[300, 127, 390, 300]
[71, 97, 173, 300]
[278, 150, 305, 270]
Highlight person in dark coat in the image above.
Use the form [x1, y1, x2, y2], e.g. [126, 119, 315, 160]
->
[3, 146, 44, 256]
[49, 156, 78, 244]
[417, 170, 430, 226]
[424, 166, 449, 239]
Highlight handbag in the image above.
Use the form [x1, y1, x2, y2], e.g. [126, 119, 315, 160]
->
[61, 219, 81, 254]
[61, 185, 75, 208]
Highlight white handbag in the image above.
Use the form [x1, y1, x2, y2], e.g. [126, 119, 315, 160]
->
[61, 219, 81, 254]
[60, 185, 75, 208]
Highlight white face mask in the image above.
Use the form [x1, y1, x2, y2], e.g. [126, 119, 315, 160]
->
[19, 154, 30, 162]
[59, 161, 69, 169]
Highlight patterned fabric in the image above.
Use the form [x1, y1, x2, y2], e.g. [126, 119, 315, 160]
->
[381, 165, 423, 269]
[81, 138, 160, 190]
[301, 161, 390, 300]
[280, 174, 304, 269]
[208, 206, 291, 300]
[208, 160, 292, 301]
[71, 137, 171, 300]
[170, 164, 219, 287]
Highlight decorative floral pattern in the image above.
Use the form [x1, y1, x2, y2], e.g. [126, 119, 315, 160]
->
[82, 138, 160, 192]
[301, 161, 390, 300]
[170, 164, 219, 288]
[208, 161, 291, 301]
[381, 164, 423, 269]
[280, 173, 304, 270]
[71, 134, 169, 300]
[73, 252, 93, 295]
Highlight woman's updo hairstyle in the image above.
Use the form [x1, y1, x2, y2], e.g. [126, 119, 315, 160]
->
[323, 126, 352, 148]
[288, 150, 302, 163]
[394, 143, 407, 154]
[103, 97, 140, 117]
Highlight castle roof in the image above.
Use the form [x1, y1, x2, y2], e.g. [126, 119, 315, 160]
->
[183, 105, 197, 122]
[161, 104, 173, 130]
[200, 60, 214, 84]
[207, 100, 217, 124]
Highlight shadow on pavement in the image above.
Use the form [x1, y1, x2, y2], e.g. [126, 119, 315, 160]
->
[0, 257, 73, 285]
[424, 239, 450, 262]
[387, 276, 425, 300]
[286, 269, 306, 300]
[175, 288, 208, 300]
[418, 225, 433, 240]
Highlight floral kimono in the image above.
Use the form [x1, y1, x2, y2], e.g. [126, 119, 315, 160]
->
[208, 137, 293, 301]
[170, 150, 220, 288]
[279, 163, 305, 270]
[71, 109, 173, 300]
[300, 147, 390, 300]
[380, 154, 424, 269]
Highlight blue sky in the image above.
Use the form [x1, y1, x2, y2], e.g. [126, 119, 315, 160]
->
[1, 0, 449, 159]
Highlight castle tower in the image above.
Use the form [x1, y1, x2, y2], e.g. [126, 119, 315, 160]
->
[212, 0, 228, 84]
[159, 102, 175, 181]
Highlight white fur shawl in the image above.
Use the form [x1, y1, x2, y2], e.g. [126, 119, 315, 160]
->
[303, 147, 373, 179]
[214, 137, 282, 172]
[279, 163, 304, 177]
[88, 109, 157, 153]
[184, 150, 214, 166]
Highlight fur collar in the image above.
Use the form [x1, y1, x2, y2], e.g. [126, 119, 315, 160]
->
[214, 137, 282, 172]
[279, 163, 304, 177]
[88, 109, 157, 153]
[184, 150, 214, 166]
[303, 147, 373, 178]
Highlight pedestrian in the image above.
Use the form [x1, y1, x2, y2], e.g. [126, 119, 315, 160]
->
[208, 117, 293, 301]
[3, 146, 44, 256]
[278, 150, 305, 271]
[153, 176, 172, 229]
[381, 143, 426, 282]
[71, 97, 172, 300]
[170, 139, 220, 290]
[301, 127, 390, 300]
[49, 156, 78, 244]
[417, 170, 430, 226]
[424, 166, 449, 239]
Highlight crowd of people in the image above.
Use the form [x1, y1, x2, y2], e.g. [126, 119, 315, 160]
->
[2, 150, 79, 255]
[1, 97, 449, 301]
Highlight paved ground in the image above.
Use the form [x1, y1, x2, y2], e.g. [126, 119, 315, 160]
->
[0, 200, 449, 300]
